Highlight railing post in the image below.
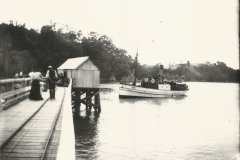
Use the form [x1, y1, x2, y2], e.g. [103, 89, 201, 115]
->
[0, 78, 31, 110]
[12, 81, 15, 91]
[0, 93, 2, 112]
[0, 80, 2, 112]
[21, 79, 24, 88]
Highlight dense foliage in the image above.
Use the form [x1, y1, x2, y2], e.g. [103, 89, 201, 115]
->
[137, 62, 239, 83]
[0, 22, 239, 83]
[0, 22, 133, 80]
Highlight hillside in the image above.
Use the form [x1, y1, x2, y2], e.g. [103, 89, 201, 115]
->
[166, 63, 239, 82]
[0, 22, 238, 83]
[134, 62, 239, 83]
[0, 22, 135, 80]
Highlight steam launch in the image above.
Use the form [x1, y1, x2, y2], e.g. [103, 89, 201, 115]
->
[119, 52, 189, 98]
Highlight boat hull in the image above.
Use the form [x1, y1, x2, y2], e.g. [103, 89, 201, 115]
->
[119, 84, 187, 98]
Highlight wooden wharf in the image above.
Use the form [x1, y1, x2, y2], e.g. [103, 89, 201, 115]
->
[0, 80, 75, 160]
[0, 56, 101, 160]
[1, 87, 64, 159]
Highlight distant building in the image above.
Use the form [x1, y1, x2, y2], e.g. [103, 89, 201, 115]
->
[169, 62, 188, 69]
[192, 61, 215, 67]
[169, 61, 215, 69]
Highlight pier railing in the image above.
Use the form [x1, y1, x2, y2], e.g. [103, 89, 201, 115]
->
[0, 78, 31, 111]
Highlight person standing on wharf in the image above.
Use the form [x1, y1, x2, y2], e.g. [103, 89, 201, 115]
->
[46, 66, 58, 99]
[29, 68, 45, 100]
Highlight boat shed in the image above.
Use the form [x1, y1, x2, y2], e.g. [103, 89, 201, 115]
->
[58, 56, 100, 88]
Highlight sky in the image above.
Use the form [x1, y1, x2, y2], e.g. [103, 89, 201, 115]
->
[0, 0, 239, 69]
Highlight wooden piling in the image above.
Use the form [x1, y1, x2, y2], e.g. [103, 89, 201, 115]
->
[72, 88, 101, 112]
[89, 91, 92, 111]
[74, 89, 80, 112]
[98, 93, 101, 112]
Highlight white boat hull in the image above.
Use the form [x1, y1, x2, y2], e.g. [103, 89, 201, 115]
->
[119, 84, 187, 98]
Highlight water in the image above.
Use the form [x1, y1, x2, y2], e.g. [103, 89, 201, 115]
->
[73, 82, 239, 160]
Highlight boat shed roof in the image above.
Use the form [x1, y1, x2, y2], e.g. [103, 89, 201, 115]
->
[57, 56, 90, 70]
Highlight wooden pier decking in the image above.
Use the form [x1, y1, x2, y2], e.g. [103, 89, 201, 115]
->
[0, 85, 75, 160]
[0, 57, 101, 160]
[0, 90, 49, 148]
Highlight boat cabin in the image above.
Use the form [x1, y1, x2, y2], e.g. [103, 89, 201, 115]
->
[168, 81, 188, 91]
[140, 64, 188, 91]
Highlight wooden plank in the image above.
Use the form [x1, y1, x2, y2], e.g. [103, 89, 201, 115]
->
[73, 70, 99, 88]
[2, 86, 31, 99]
[1, 152, 43, 158]
[3, 92, 30, 105]
[79, 99, 98, 108]
[0, 94, 49, 147]
[82, 91, 99, 100]
[0, 78, 31, 84]
[78, 59, 98, 70]
[0, 88, 66, 159]
[97, 94, 101, 112]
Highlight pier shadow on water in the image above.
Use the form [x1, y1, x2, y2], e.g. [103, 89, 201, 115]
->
[73, 110, 101, 159]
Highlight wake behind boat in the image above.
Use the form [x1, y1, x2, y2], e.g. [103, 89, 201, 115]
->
[119, 53, 189, 98]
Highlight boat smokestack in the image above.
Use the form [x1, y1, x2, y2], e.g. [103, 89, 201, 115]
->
[159, 65, 164, 84]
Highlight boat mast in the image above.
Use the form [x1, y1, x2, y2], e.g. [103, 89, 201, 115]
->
[133, 49, 138, 86]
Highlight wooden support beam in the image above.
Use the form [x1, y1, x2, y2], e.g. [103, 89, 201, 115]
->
[94, 94, 98, 112]
[80, 91, 86, 96]
[86, 91, 89, 110]
[82, 91, 99, 100]
[88, 91, 91, 110]
[93, 93, 101, 112]
[71, 88, 100, 112]
[79, 94, 81, 108]
[74, 90, 80, 112]
[97, 94, 101, 112]
[78, 99, 98, 108]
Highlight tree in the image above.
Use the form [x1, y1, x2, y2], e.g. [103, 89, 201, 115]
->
[0, 31, 12, 78]
[81, 33, 134, 79]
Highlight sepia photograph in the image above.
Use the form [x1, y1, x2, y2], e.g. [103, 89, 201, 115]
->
[0, 0, 239, 159]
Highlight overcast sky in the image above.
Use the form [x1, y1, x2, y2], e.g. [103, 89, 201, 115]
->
[0, 0, 239, 69]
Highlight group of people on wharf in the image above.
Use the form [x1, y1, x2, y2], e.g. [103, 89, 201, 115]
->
[29, 66, 58, 101]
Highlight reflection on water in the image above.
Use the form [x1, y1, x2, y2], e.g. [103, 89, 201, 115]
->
[119, 96, 186, 105]
[73, 110, 100, 159]
[74, 82, 239, 160]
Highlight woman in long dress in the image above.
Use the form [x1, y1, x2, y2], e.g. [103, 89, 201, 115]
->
[29, 69, 45, 100]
